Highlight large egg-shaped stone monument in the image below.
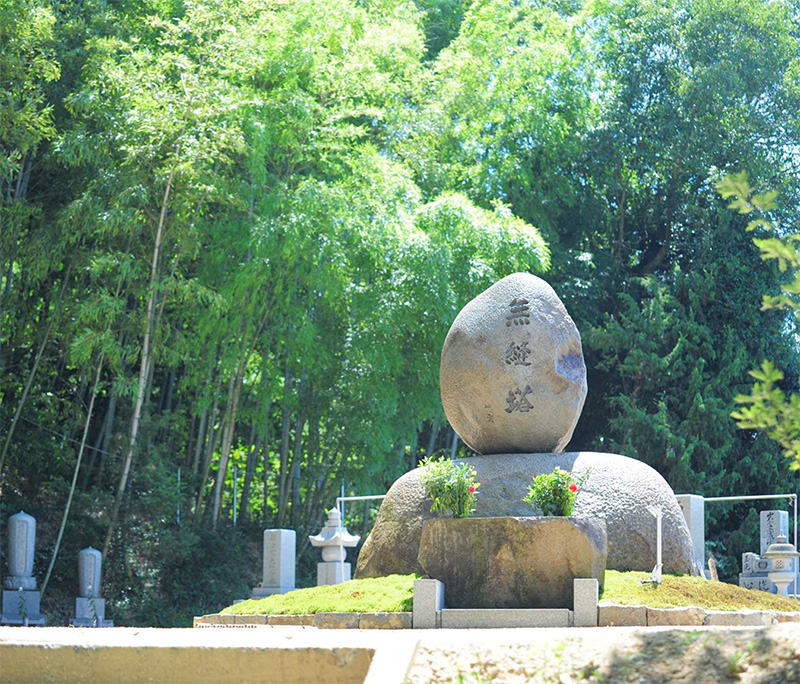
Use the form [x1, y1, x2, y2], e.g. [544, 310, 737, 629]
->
[356, 272, 698, 582]
[440, 272, 586, 454]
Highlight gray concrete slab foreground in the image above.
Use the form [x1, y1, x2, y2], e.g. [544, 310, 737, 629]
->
[2, 624, 800, 684]
[0, 626, 417, 684]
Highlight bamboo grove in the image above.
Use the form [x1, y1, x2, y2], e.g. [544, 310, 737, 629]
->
[2, 0, 799, 624]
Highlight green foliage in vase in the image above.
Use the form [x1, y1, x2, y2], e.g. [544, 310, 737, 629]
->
[524, 467, 588, 517]
[419, 456, 479, 518]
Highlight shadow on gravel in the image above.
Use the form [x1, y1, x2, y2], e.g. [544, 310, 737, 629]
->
[598, 628, 799, 684]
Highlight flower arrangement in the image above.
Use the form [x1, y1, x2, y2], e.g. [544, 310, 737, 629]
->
[523, 467, 589, 517]
[419, 456, 480, 518]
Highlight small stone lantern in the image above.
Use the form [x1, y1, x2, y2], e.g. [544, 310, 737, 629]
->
[309, 508, 360, 585]
[764, 535, 800, 597]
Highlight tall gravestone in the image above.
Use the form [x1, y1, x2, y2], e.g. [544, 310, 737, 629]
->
[71, 547, 112, 626]
[250, 529, 296, 598]
[675, 494, 706, 576]
[1, 511, 46, 625]
[760, 510, 790, 555]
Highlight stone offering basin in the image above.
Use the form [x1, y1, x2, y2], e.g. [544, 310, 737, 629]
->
[417, 516, 607, 609]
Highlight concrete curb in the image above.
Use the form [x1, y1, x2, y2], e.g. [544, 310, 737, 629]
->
[194, 612, 413, 629]
[597, 603, 800, 627]
[196, 607, 800, 629]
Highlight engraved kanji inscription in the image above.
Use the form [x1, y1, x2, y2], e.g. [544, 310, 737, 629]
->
[506, 297, 531, 326]
[505, 385, 534, 413]
[505, 341, 532, 366]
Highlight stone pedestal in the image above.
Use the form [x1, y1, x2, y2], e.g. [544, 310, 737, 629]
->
[1, 590, 46, 625]
[251, 529, 296, 598]
[317, 562, 351, 586]
[356, 452, 696, 580]
[417, 516, 607, 609]
[676, 494, 705, 576]
[70, 597, 113, 627]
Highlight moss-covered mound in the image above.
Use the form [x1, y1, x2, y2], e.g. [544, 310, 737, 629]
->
[600, 570, 800, 611]
[220, 571, 800, 615]
[222, 574, 415, 615]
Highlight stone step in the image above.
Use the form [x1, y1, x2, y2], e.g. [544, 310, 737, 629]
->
[440, 608, 571, 628]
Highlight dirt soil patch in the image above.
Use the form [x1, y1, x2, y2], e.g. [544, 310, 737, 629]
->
[405, 623, 800, 684]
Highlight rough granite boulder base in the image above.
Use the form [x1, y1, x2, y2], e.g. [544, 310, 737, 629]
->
[440, 272, 587, 455]
[417, 517, 606, 609]
[355, 470, 439, 578]
[355, 452, 695, 578]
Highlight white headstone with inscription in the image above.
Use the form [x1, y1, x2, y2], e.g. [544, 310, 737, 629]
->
[251, 529, 296, 598]
[760, 510, 790, 555]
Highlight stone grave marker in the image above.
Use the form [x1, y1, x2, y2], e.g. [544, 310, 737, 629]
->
[251, 529, 296, 598]
[760, 510, 790, 555]
[739, 510, 796, 594]
[71, 547, 113, 626]
[675, 494, 706, 576]
[1, 511, 46, 625]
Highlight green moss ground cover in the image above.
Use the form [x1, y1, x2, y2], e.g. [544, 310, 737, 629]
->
[221, 571, 800, 615]
[222, 574, 416, 615]
[600, 570, 800, 611]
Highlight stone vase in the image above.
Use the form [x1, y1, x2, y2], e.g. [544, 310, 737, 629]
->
[417, 516, 607, 609]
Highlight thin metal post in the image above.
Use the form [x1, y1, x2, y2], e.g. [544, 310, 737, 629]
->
[177, 467, 181, 525]
[794, 494, 798, 597]
[333, 494, 388, 585]
[644, 505, 663, 584]
[340, 483, 346, 582]
[233, 465, 238, 527]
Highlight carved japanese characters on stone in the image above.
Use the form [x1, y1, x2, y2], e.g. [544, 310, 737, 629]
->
[506, 297, 531, 326]
[505, 341, 532, 366]
[505, 385, 534, 414]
